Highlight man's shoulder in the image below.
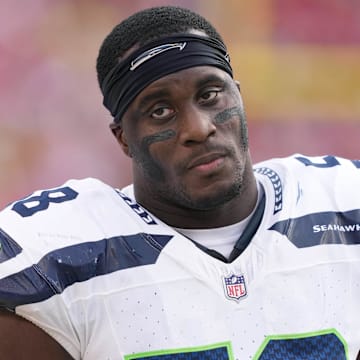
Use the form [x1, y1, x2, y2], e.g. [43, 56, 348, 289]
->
[0, 177, 158, 254]
[1, 177, 116, 213]
[254, 153, 360, 180]
[0, 178, 173, 310]
[0, 178, 120, 235]
[1, 176, 128, 217]
[256, 154, 360, 221]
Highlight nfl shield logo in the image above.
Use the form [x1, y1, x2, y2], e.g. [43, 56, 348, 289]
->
[223, 274, 247, 302]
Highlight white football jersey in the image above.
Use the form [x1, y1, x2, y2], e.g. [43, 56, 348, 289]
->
[0, 154, 359, 360]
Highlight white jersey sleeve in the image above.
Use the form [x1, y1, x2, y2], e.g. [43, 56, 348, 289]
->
[0, 177, 170, 359]
[254, 154, 360, 246]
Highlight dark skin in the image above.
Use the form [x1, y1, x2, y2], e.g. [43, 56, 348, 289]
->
[0, 309, 73, 359]
[114, 66, 258, 228]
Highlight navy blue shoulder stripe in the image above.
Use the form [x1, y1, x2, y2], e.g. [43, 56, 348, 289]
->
[0, 228, 22, 264]
[270, 209, 360, 248]
[0, 233, 173, 309]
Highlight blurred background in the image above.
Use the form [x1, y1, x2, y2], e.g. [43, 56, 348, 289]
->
[1, 0, 359, 208]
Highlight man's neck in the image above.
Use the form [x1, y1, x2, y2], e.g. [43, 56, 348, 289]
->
[135, 173, 258, 229]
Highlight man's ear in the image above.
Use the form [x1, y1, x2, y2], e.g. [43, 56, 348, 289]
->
[234, 80, 241, 92]
[109, 122, 131, 157]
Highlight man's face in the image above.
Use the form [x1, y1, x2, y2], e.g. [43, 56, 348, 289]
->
[118, 65, 249, 211]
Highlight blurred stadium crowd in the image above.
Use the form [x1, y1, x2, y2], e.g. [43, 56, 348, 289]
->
[0, 0, 359, 207]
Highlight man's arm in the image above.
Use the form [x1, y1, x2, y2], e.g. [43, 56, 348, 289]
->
[0, 310, 74, 359]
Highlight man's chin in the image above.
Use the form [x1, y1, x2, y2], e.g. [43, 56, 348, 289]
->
[185, 184, 241, 211]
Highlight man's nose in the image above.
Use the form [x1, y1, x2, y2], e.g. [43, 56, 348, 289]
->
[178, 105, 216, 145]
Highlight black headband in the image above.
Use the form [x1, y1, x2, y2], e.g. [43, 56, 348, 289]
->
[101, 34, 233, 123]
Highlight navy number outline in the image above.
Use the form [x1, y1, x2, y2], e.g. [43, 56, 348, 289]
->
[11, 186, 78, 217]
[296, 155, 360, 169]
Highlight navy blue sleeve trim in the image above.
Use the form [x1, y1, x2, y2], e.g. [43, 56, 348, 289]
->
[0, 233, 173, 308]
[270, 209, 360, 248]
[0, 228, 22, 264]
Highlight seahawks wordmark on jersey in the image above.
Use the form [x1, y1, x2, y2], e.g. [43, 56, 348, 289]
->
[0, 154, 360, 359]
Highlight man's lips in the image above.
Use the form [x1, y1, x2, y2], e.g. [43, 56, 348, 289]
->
[187, 153, 225, 170]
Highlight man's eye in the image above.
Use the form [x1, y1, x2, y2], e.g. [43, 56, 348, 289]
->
[199, 90, 219, 104]
[151, 106, 174, 119]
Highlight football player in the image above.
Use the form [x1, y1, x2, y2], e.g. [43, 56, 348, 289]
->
[0, 5, 359, 360]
